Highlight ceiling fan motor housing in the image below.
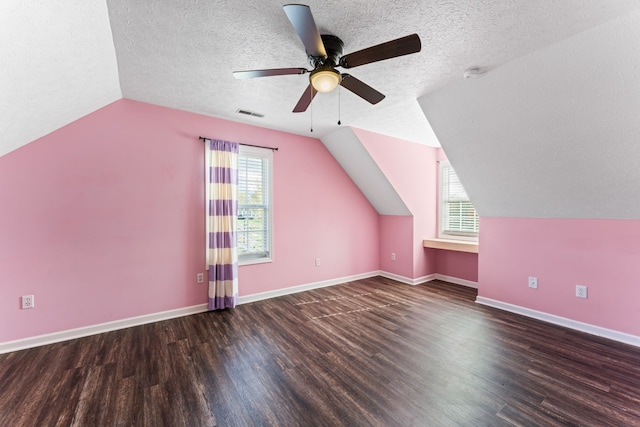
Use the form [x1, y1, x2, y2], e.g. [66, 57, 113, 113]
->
[309, 34, 344, 67]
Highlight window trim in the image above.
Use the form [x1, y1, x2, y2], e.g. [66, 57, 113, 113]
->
[438, 161, 478, 242]
[237, 145, 273, 266]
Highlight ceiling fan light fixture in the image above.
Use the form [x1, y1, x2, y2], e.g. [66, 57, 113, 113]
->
[310, 67, 341, 93]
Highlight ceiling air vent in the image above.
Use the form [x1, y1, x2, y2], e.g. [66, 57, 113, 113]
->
[236, 109, 264, 118]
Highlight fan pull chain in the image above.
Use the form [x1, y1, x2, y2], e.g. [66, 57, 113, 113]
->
[310, 85, 314, 132]
[338, 86, 341, 125]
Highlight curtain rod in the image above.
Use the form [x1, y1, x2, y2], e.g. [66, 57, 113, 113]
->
[198, 136, 278, 151]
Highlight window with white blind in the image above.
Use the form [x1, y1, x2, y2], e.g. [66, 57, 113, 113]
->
[439, 162, 479, 240]
[237, 145, 273, 264]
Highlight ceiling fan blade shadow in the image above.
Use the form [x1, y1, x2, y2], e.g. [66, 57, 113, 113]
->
[233, 68, 308, 79]
[293, 84, 318, 112]
[340, 74, 385, 104]
[283, 4, 327, 58]
[339, 34, 421, 69]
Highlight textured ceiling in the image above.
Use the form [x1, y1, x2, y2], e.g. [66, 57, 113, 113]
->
[105, 0, 640, 147]
[3, 1, 640, 158]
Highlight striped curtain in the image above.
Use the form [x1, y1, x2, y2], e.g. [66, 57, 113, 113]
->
[206, 139, 239, 310]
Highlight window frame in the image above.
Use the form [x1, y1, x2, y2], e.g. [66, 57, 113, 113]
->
[236, 145, 273, 265]
[438, 161, 479, 242]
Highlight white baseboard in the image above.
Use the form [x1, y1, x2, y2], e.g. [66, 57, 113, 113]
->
[476, 296, 640, 348]
[378, 272, 477, 288]
[433, 274, 478, 289]
[18, 272, 602, 356]
[238, 271, 380, 304]
[378, 271, 436, 286]
[1, 272, 384, 354]
[0, 304, 209, 355]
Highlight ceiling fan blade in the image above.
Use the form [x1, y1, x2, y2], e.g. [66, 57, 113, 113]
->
[283, 4, 327, 58]
[339, 34, 421, 69]
[292, 84, 318, 112]
[340, 74, 385, 105]
[233, 68, 308, 79]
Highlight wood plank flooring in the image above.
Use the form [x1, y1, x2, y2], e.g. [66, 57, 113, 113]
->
[2, 277, 640, 426]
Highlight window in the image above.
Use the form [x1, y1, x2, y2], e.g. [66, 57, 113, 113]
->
[237, 145, 273, 264]
[439, 162, 478, 240]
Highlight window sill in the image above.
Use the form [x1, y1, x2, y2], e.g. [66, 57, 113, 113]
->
[239, 257, 273, 266]
[423, 238, 478, 254]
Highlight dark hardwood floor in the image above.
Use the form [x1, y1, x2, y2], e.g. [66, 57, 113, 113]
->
[2, 277, 640, 426]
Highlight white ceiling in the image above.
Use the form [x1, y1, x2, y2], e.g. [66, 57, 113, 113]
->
[0, 1, 121, 158]
[322, 128, 411, 215]
[420, 8, 640, 219]
[3, 1, 640, 158]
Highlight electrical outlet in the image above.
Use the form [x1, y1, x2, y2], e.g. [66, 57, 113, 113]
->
[391, 253, 396, 261]
[576, 285, 588, 299]
[315, 258, 320, 266]
[528, 277, 538, 289]
[196, 273, 204, 283]
[21, 295, 34, 309]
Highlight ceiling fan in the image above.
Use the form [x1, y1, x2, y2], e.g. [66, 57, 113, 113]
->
[233, 4, 422, 113]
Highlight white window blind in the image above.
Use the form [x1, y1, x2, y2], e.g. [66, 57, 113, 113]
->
[237, 146, 272, 262]
[440, 162, 479, 238]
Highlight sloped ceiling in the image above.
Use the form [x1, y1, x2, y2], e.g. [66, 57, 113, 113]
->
[3, 1, 640, 159]
[105, 0, 640, 148]
[419, 10, 640, 219]
[0, 1, 121, 157]
[321, 128, 411, 216]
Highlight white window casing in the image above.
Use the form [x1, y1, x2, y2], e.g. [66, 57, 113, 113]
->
[237, 145, 273, 264]
[439, 161, 479, 241]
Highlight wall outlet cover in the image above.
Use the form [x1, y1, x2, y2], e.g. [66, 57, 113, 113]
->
[576, 285, 588, 299]
[21, 295, 34, 309]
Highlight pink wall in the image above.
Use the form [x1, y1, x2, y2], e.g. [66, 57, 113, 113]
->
[434, 250, 479, 282]
[237, 124, 380, 295]
[479, 217, 640, 335]
[378, 215, 414, 277]
[0, 99, 379, 343]
[354, 128, 438, 278]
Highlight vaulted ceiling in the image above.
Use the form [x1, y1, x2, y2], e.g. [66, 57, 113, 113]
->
[421, 8, 640, 219]
[3, 1, 640, 159]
